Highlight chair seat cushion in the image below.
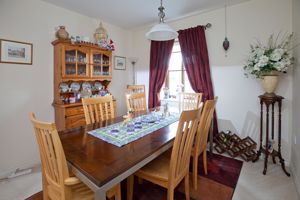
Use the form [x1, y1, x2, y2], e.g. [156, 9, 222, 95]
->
[70, 180, 120, 200]
[70, 182, 94, 200]
[136, 150, 171, 182]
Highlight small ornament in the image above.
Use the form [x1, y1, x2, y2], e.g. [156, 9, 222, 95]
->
[108, 39, 115, 51]
[223, 0, 230, 56]
[223, 37, 230, 51]
[56, 26, 69, 40]
[94, 22, 108, 43]
[99, 39, 108, 48]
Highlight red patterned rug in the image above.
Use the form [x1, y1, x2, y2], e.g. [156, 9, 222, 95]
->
[26, 152, 243, 200]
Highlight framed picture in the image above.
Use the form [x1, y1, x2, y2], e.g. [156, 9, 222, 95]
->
[0, 39, 33, 65]
[114, 56, 126, 70]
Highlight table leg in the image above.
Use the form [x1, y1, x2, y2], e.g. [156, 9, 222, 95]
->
[263, 151, 269, 175]
[278, 154, 291, 176]
[254, 101, 263, 162]
[263, 105, 270, 175]
[94, 191, 106, 200]
[277, 100, 290, 177]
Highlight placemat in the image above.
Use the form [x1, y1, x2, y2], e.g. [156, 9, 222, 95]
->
[88, 112, 179, 147]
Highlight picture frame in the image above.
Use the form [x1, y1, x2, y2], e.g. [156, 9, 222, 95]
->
[114, 56, 126, 70]
[0, 39, 33, 65]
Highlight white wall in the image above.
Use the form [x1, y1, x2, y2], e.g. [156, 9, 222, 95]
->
[132, 0, 293, 163]
[292, 0, 300, 196]
[0, 0, 132, 176]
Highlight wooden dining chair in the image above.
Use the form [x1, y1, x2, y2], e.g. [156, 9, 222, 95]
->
[191, 97, 218, 189]
[127, 85, 145, 94]
[127, 108, 201, 200]
[29, 112, 121, 200]
[125, 92, 147, 112]
[82, 95, 115, 125]
[181, 92, 203, 111]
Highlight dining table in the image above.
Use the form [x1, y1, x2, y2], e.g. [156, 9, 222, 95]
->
[59, 107, 180, 200]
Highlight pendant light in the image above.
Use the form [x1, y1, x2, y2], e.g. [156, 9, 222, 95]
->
[223, 0, 230, 56]
[146, 0, 178, 41]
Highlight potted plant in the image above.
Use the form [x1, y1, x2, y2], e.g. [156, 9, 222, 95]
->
[244, 33, 295, 94]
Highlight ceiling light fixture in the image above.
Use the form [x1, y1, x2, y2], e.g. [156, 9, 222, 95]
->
[145, 0, 178, 41]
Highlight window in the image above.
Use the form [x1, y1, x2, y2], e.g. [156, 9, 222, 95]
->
[162, 42, 193, 99]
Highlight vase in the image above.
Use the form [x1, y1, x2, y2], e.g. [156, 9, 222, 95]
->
[56, 26, 69, 40]
[261, 74, 279, 94]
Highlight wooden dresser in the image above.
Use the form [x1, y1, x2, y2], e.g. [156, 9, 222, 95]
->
[52, 40, 115, 131]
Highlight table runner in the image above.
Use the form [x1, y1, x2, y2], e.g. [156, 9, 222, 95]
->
[88, 112, 179, 147]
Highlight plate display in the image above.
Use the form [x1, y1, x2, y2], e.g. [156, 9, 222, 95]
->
[70, 82, 80, 92]
[59, 82, 69, 93]
[82, 81, 91, 90]
[94, 81, 103, 90]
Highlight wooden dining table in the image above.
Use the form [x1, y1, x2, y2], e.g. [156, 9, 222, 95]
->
[59, 109, 179, 200]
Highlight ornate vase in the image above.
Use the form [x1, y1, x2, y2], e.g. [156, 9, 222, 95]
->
[56, 26, 69, 40]
[261, 74, 279, 94]
[94, 22, 108, 44]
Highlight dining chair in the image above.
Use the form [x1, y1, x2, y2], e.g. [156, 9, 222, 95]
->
[181, 92, 203, 111]
[82, 95, 115, 125]
[127, 108, 202, 200]
[191, 97, 218, 189]
[127, 85, 145, 94]
[125, 92, 147, 112]
[29, 112, 121, 200]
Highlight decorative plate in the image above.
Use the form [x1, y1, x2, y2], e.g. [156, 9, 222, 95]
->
[82, 81, 91, 90]
[94, 81, 103, 90]
[59, 82, 69, 93]
[70, 82, 80, 92]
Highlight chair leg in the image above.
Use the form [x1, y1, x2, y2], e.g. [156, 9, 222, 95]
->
[127, 175, 134, 200]
[167, 188, 174, 200]
[184, 173, 190, 200]
[192, 155, 198, 190]
[203, 150, 208, 175]
[113, 183, 121, 200]
[42, 173, 49, 200]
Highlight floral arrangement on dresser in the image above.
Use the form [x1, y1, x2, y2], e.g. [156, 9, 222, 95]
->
[244, 33, 295, 79]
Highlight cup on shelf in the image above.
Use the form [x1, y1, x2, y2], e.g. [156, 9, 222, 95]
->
[69, 97, 76, 103]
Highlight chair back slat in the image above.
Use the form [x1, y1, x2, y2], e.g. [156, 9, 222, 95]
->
[29, 113, 69, 199]
[82, 95, 115, 125]
[181, 93, 203, 111]
[169, 108, 201, 186]
[194, 97, 218, 157]
[125, 92, 147, 112]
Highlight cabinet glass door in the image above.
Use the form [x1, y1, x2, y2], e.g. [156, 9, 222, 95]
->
[77, 50, 88, 76]
[65, 50, 76, 76]
[102, 54, 110, 76]
[92, 52, 102, 76]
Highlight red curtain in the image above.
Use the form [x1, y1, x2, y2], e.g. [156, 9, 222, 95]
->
[178, 25, 218, 135]
[148, 40, 174, 108]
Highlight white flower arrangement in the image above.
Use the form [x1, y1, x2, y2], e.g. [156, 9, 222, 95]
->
[244, 33, 295, 78]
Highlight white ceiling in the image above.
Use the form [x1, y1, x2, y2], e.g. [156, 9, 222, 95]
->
[42, 0, 249, 29]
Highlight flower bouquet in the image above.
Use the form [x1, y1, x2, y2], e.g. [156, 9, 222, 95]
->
[244, 33, 294, 79]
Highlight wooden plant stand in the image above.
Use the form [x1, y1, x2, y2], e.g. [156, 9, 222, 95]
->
[252, 93, 290, 176]
[214, 131, 257, 161]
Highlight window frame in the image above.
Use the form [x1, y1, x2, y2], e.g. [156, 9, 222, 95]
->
[164, 42, 190, 98]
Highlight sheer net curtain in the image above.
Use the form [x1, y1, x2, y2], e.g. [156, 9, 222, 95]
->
[148, 40, 174, 108]
[178, 25, 219, 135]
